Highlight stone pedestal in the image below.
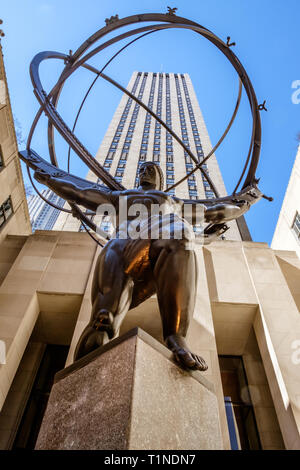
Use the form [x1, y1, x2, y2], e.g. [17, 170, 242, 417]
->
[35, 328, 223, 450]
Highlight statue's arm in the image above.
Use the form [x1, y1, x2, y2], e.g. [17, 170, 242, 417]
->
[204, 200, 250, 223]
[34, 170, 118, 211]
[179, 197, 250, 225]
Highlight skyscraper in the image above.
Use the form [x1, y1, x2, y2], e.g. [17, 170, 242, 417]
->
[54, 72, 249, 240]
[27, 189, 65, 232]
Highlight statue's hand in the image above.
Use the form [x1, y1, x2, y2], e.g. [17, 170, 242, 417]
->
[232, 199, 250, 217]
[34, 170, 51, 184]
[205, 200, 250, 223]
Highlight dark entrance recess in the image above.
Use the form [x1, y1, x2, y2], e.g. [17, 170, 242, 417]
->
[13, 344, 69, 450]
[219, 355, 262, 450]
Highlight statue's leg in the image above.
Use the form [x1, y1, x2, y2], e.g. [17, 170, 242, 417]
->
[74, 240, 134, 361]
[150, 239, 208, 371]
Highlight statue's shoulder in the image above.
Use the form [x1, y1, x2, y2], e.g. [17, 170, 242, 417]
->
[120, 189, 143, 196]
[150, 190, 182, 204]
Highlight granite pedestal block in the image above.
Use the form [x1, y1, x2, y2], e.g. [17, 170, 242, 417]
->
[35, 328, 223, 450]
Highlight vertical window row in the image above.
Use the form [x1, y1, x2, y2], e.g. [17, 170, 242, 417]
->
[181, 75, 214, 199]
[152, 73, 163, 164]
[165, 74, 175, 195]
[114, 72, 148, 183]
[135, 73, 158, 187]
[102, 73, 142, 173]
[174, 74, 198, 200]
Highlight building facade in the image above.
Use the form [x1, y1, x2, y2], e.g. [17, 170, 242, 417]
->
[0, 67, 299, 450]
[0, 40, 31, 288]
[272, 145, 300, 259]
[0, 43, 31, 244]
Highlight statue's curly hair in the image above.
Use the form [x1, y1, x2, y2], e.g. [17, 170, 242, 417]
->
[139, 161, 164, 191]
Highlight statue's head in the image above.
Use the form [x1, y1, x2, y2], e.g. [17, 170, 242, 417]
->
[138, 161, 164, 191]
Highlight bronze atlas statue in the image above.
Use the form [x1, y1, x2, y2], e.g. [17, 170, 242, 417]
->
[19, 11, 271, 371]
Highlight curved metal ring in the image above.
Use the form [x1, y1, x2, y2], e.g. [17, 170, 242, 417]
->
[67, 29, 159, 174]
[28, 14, 261, 191]
[166, 78, 243, 192]
[26, 12, 261, 235]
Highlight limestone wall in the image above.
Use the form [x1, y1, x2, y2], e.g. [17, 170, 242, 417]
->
[0, 232, 299, 449]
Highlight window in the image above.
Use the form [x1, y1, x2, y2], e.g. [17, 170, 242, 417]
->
[292, 212, 300, 240]
[0, 196, 13, 229]
[0, 206, 4, 227]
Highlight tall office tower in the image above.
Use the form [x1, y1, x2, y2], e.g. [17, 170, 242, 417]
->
[27, 189, 65, 231]
[54, 72, 250, 240]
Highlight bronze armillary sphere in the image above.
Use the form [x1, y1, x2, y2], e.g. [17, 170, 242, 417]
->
[19, 11, 271, 370]
[19, 10, 270, 242]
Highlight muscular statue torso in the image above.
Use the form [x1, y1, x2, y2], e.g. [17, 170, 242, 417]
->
[34, 162, 250, 371]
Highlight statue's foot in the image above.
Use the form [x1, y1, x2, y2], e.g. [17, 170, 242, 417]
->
[165, 334, 208, 371]
[92, 309, 114, 338]
[74, 327, 110, 361]
[73, 310, 114, 362]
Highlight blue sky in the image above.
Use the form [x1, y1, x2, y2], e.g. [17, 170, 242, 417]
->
[1, 0, 300, 244]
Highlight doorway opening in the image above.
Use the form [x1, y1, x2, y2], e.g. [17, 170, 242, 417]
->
[12, 344, 69, 450]
[219, 355, 261, 450]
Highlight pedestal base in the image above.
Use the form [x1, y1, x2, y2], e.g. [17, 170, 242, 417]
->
[36, 328, 223, 450]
